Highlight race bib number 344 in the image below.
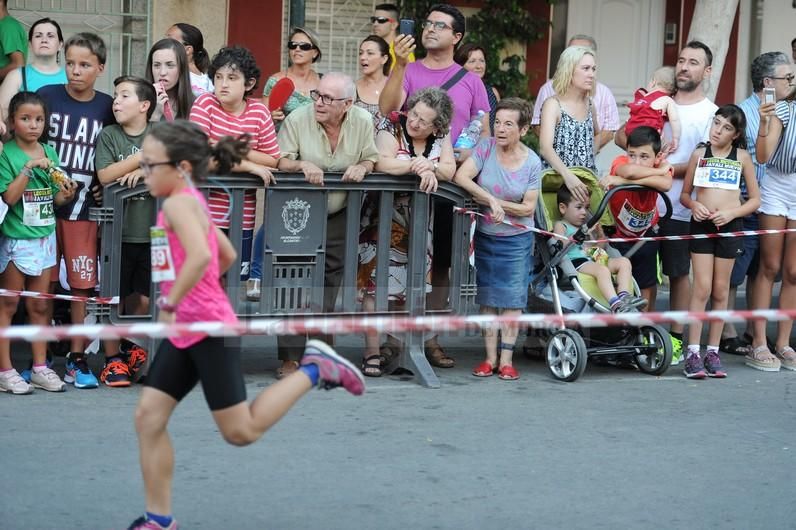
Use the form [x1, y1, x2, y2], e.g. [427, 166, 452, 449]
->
[150, 226, 176, 283]
[694, 157, 742, 190]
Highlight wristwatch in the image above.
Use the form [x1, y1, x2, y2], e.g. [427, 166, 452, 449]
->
[156, 296, 178, 313]
[433, 161, 439, 173]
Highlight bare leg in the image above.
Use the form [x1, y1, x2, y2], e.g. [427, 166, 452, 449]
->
[25, 269, 55, 366]
[69, 290, 92, 353]
[669, 275, 691, 335]
[722, 285, 739, 339]
[481, 306, 499, 366]
[751, 215, 786, 348]
[688, 253, 715, 347]
[361, 295, 379, 359]
[498, 309, 521, 367]
[640, 286, 657, 311]
[0, 263, 25, 370]
[134, 387, 179, 516]
[579, 262, 618, 302]
[707, 257, 735, 347]
[608, 257, 633, 294]
[211, 369, 313, 446]
[775, 226, 796, 349]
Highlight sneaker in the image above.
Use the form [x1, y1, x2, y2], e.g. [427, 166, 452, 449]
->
[670, 335, 684, 366]
[703, 350, 727, 378]
[20, 355, 54, 383]
[30, 367, 66, 392]
[0, 369, 33, 395]
[127, 515, 178, 529]
[246, 278, 261, 300]
[683, 352, 707, 379]
[300, 339, 366, 396]
[127, 346, 148, 379]
[64, 354, 99, 389]
[100, 357, 131, 387]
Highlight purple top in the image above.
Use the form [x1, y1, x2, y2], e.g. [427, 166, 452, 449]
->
[402, 61, 490, 139]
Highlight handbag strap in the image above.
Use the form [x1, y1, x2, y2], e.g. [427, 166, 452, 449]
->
[440, 67, 467, 91]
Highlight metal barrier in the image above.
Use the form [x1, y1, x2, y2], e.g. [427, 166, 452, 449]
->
[91, 173, 477, 388]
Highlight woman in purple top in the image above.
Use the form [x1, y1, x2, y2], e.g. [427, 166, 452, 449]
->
[454, 98, 541, 381]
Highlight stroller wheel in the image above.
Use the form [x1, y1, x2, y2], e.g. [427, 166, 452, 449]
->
[546, 329, 587, 382]
[635, 325, 672, 375]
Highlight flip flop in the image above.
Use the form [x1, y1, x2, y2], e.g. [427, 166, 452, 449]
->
[497, 365, 519, 380]
[472, 361, 496, 377]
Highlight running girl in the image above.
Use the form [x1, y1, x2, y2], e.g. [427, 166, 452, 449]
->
[680, 104, 760, 379]
[0, 91, 76, 394]
[128, 120, 364, 530]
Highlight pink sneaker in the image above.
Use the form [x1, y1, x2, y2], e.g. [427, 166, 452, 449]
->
[301, 340, 366, 396]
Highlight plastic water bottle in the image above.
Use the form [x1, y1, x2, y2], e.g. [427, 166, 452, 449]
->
[454, 111, 485, 149]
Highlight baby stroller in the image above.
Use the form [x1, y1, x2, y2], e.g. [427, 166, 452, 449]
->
[528, 168, 673, 382]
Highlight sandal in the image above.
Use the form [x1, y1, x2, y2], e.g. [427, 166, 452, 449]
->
[472, 361, 496, 377]
[774, 346, 796, 371]
[378, 341, 402, 368]
[744, 346, 781, 372]
[719, 336, 751, 356]
[276, 360, 299, 379]
[425, 342, 455, 368]
[361, 355, 383, 377]
[497, 365, 519, 380]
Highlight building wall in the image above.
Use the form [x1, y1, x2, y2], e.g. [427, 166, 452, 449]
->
[151, 0, 229, 62]
[760, 0, 796, 58]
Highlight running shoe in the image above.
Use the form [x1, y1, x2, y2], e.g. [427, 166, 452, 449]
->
[703, 350, 727, 378]
[20, 354, 54, 383]
[0, 369, 33, 395]
[683, 352, 707, 379]
[127, 515, 178, 529]
[64, 354, 99, 389]
[30, 367, 66, 392]
[300, 339, 366, 396]
[127, 346, 148, 379]
[670, 335, 684, 366]
[100, 357, 131, 387]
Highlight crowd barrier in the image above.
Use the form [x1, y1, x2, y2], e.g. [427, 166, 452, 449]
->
[89, 172, 478, 388]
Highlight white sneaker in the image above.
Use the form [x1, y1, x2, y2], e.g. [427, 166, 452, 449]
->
[246, 278, 261, 300]
[0, 369, 33, 395]
[30, 367, 66, 392]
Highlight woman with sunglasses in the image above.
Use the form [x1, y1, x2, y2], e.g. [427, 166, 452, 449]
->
[262, 27, 322, 126]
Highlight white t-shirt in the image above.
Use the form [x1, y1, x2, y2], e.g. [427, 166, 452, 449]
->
[661, 97, 717, 221]
[190, 71, 214, 96]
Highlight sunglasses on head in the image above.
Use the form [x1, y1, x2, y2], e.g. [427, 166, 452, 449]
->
[288, 41, 315, 51]
[370, 16, 394, 24]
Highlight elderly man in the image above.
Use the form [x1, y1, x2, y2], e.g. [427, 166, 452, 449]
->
[273, 72, 379, 378]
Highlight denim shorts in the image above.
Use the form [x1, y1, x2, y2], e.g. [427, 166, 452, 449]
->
[474, 231, 533, 309]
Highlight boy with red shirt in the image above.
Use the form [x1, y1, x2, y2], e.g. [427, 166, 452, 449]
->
[600, 126, 672, 310]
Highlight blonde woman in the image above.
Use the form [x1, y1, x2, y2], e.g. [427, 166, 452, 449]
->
[539, 46, 600, 204]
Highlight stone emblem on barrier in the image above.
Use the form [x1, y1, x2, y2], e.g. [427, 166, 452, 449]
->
[282, 197, 310, 235]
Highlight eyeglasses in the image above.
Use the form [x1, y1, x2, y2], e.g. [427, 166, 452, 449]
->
[422, 19, 454, 31]
[370, 16, 394, 24]
[768, 74, 795, 82]
[139, 160, 176, 174]
[309, 90, 350, 105]
[407, 108, 433, 128]
[287, 41, 315, 51]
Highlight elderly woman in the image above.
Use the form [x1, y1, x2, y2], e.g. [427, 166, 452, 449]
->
[262, 27, 322, 125]
[454, 43, 500, 135]
[539, 45, 600, 205]
[358, 87, 456, 376]
[454, 98, 541, 380]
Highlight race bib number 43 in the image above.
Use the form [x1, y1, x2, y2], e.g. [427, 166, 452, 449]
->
[694, 157, 742, 190]
[150, 226, 176, 283]
[22, 188, 55, 227]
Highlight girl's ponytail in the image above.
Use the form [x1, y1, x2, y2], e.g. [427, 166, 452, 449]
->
[212, 134, 250, 175]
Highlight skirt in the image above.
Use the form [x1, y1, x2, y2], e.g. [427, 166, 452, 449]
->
[474, 230, 534, 309]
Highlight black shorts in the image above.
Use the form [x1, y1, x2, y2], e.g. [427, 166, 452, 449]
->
[145, 336, 247, 411]
[689, 217, 744, 259]
[658, 218, 691, 278]
[612, 240, 660, 290]
[120, 243, 151, 299]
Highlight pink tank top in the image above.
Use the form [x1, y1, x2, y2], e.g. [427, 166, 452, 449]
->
[155, 186, 238, 348]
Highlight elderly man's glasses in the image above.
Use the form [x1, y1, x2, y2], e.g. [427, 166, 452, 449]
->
[288, 41, 315, 51]
[370, 16, 394, 24]
[422, 19, 453, 31]
[310, 90, 350, 105]
[769, 74, 795, 83]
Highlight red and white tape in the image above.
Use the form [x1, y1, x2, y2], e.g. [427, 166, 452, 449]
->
[0, 289, 119, 305]
[1, 309, 794, 342]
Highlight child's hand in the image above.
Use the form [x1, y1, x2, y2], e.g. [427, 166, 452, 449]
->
[250, 164, 276, 186]
[691, 201, 711, 221]
[118, 169, 145, 188]
[599, 174, 622, 190]
[58, 179, 78, 202]
[709, 210, 735, 227]
[669, 137, 678, 153]
[27, 158, 51, 170]
[91, 184, 103, 205]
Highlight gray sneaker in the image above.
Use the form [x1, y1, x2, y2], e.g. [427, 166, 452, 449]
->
[30, 367, 66, 392]
[0, 369, 33, 395]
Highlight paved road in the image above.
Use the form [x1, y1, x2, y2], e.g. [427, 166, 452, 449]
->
[2, 329, 795, 530]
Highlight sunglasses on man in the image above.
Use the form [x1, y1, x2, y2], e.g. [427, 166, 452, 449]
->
[370, 16, 394, 24]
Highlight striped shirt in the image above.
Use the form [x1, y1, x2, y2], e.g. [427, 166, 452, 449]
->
[737, 93, 765, 195]
[189, 93, 280, 230]
[768, 100, 796, 174]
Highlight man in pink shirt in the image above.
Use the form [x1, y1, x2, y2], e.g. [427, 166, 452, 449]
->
[531, 34, 620, 150]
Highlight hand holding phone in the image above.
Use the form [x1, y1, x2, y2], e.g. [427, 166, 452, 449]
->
[399, 18, 415, 36]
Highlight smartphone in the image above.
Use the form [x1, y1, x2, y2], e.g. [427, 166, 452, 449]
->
[764, 87, 776, 104]
[399, 18, 415, 36]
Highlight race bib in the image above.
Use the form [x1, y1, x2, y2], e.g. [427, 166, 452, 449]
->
[22, 188, 55, 227]
[617, 199, 654, 234]
[150, 226, 176, 283]
[693, 157, 742, 190]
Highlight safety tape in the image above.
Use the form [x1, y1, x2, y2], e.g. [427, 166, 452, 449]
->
[1, 309, 793, 342]
[453, 206, 796, 244]
[0, 289, 119, 305]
